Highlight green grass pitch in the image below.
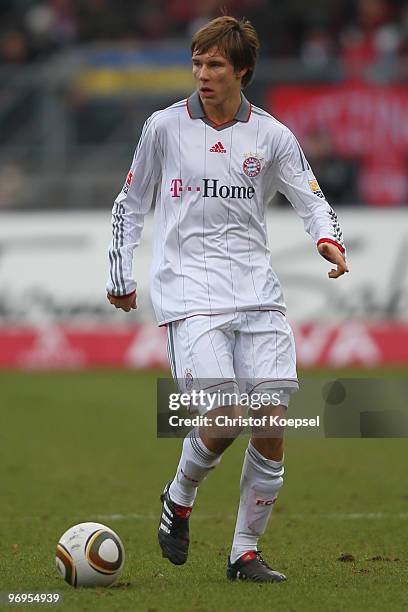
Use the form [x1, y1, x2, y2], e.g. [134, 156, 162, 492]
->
[0, 370, 407, 611]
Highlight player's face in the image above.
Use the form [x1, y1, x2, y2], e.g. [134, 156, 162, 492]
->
[192, 47, 246, 107]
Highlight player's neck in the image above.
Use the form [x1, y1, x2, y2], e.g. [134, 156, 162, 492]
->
[201, 92, 242, 126]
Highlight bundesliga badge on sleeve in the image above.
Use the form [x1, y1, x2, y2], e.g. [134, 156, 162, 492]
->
[308, 179, 326, 200]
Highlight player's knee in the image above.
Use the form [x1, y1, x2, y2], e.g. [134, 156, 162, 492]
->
[221, 404, 246, 439]
[201, 404, 245, 440]
[270, 437, 284, 455]
[251, 437, 284, 461]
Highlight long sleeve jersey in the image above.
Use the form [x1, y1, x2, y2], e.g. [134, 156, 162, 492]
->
[107, 91, 345, 326]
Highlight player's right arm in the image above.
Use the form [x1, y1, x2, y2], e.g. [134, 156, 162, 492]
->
[106, 114, 163, 310]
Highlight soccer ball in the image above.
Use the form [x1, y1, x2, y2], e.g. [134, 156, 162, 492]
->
[56, 522, 125, 587]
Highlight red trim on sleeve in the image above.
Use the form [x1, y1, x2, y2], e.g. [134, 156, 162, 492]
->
[317, 238, 345, 254]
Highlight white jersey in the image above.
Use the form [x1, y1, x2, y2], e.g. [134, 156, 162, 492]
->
[107, 92, 345, 326]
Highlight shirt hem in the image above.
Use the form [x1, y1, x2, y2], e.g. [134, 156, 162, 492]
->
[157, 306, 287, 327]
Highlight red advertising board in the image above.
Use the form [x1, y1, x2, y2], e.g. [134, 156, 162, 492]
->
[0, 323, 407, 370]
[268, 83, 408, 205]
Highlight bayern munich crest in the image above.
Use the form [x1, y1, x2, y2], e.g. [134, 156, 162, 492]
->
[243, 156, 261, 177]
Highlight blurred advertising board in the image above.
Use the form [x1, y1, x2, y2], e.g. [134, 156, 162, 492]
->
[1, 322, 408, 370]
[0, 209, 407, 369]
[74, 46, 193, 95]
[268, 84, 408, 206]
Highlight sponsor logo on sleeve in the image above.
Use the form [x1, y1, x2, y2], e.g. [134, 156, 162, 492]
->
[123, 171, 133, 194]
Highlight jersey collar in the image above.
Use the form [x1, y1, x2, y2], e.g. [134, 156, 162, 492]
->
[186, 90, 252, 131]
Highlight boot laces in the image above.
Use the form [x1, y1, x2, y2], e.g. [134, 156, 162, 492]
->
[255, 551, 272, 570]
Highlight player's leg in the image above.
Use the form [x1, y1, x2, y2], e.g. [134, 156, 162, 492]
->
[227, 311, 297, 582]
[159, 313, 243, 565]
[167, 314, 243, 506]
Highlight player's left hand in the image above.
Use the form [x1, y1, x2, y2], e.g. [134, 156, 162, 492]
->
[317, 242, 349, 279]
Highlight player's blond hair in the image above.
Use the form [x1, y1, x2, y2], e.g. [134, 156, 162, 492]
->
[191, 16, 260, 88]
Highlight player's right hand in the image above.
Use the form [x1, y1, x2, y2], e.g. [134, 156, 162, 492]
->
[107, 290, 137, 312]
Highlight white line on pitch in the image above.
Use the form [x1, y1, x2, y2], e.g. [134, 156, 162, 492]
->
[2, 512, 408, 522]
[97, 512, 408, 521]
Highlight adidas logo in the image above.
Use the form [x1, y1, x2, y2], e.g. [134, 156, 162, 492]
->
[159, 499, 173, 534]
[209, 141, 226, 153]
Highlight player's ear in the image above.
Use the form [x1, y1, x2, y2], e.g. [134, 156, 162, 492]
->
[236, 66, 248, 82]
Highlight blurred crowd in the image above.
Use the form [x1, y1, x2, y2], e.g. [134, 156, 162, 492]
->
[1, 0, 407, 210]
[1, 0, 408, 75]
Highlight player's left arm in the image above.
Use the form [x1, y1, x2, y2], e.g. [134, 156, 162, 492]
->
[274, 128, 349, 279]
[317, 240, 348, 278]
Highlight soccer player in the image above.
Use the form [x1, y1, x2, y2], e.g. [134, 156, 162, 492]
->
[107, 16, 348, 582]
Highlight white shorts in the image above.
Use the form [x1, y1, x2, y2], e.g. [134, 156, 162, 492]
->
[166, 310, 298, 412]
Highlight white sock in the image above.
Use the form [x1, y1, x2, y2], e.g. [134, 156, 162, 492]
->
[168, 428, 222, 507]
[230, 442, 284, 564]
